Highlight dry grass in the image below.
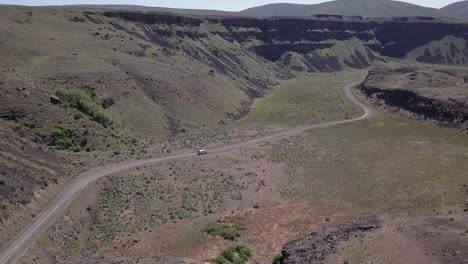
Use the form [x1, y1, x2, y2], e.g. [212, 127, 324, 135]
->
[240, 71, 365, 127]
[23, 71, 468, 263]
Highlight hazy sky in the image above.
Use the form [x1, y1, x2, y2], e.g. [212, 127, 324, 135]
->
[0, 0, 461, 11]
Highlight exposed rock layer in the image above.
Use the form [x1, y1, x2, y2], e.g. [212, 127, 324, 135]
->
[104, 12, 468, 66]
[279, 218, 381, 264]
[362, 66, 468, 130]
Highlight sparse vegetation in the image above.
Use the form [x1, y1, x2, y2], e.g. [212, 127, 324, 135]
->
[90, 167, 252, 245]
[3, 6, 468, 264]
[272, 254, 284, 264]
[215, 245, 251, 264]
[36, 233, 48, 246]
[50, 124, 87, 151]
[205, 218, 246, 240]
[55, 87, 112, 127]
[240, 72, 363, 127]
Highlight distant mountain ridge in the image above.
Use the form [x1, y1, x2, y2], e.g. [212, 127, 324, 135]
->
[441, 0, 468, 17]
[241, 0, 441, 18]
[25, 0, 468, 18]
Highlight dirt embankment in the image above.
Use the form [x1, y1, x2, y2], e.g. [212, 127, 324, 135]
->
[361, 66, 468, 131]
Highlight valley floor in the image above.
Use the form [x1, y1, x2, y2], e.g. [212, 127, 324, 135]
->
[15, 71, 468, 264]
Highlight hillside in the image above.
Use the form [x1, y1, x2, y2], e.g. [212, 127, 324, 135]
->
[241, 0, 440, 18]
[9, 0, 468, 18]
[441, 0, 468, 18]
[66, 4, 235, 16]
[5, 0, 468, 19]
[0, 6, 283, 244]
[2, 9, 468, 238]
[1, 5, 468, 264]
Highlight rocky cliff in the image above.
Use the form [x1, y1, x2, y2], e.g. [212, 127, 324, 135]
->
[105, 12, 468, 71]
[361, 66, 468, 130]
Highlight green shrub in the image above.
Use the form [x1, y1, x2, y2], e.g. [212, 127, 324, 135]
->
[56, 87, 112, 127]
[205, 218, 246, 240]
[50, 124, 87, 150]
[51, 124, 78, 149]
[215, 245, 251, 264]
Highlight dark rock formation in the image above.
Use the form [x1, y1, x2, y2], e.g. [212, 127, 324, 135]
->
[361, 85, 468, 127]
[279, 217, 381, 264]
[103, 11, 203, 26]
[104, 11, 468, 67]
[50, 95, 60, 105]
[362, 66, 468, 130]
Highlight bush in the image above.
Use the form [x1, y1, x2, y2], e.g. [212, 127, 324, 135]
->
[205, 218, 246, 240]
[50, 124, 87, 150]
[215, 245, 251, 264]
[56, 87, 112, 127]
[51, 124, 78, 150]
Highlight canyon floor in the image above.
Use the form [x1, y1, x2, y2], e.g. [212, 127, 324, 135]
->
[14, 71, 468, 264]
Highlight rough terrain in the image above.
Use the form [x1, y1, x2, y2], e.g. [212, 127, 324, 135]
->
[334, 214, 468, 264]
[1, 80, 369, 264]
[279, 217, 381, 264]
[4, 7, 468, 244]
[361, 65, 468, 130]
[1, 5, 468, 264]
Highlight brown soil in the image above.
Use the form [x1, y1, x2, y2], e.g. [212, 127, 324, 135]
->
[333, 214, 468, 264]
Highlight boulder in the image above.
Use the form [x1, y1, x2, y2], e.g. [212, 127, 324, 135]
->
[50, 95, 60, 105]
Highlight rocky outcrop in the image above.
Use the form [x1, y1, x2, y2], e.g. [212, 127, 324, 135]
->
[104, 12, 468, 70]
[406, 36, 468, 65]
[278, 218, 381, 264]
[102, 11, 203, 26]
[362, 66, 468, 130]
[361, 85, 468, 125]
[374, 18, 468, 58]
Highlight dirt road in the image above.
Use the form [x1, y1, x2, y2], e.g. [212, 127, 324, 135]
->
[0, 81, 373, 264]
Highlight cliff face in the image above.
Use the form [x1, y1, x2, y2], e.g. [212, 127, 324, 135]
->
[104, 12, 468, 71]
[214, 16, 468, 60]
[361, 66, 468, 130]
[374, 19, 468, 58]
[102, 11, 203, 26]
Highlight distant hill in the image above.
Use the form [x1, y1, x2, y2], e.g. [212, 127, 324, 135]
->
[62, 4, 235, 16]
[441, 1, 468, 17]
[17, 0, 468, 18]
[241, 0, 440, 18]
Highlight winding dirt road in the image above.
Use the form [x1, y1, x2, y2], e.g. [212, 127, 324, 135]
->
[0, 81, 373, 264]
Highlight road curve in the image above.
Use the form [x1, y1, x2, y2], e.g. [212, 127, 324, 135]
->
[0, 81, 373, 264]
